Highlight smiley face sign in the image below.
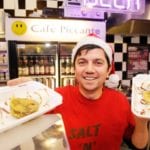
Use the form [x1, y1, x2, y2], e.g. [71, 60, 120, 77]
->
[11, 21, 27, 35]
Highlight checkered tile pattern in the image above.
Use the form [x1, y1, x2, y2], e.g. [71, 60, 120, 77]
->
[0, 0, 63, 17]
[0, 0, 150, 88]
[107, 35, 150, 87]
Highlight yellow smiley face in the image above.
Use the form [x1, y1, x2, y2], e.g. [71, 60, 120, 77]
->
[11, 21, 27, 35]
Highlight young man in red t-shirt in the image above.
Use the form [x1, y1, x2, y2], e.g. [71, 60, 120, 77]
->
[8, 35, 149, 150]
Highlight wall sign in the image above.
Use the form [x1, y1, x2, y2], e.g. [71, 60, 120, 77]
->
[82, 0, 145, 14]
[5, 17, 106, 42]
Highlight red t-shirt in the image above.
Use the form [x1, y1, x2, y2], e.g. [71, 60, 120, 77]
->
[50, 85, 135, 150]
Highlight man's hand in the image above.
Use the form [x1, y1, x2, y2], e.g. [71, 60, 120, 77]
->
[131, 114, 149, 149]
[134, 115, 149, 124]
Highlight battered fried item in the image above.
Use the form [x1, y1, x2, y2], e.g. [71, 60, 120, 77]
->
[10, 97, 39, 118]
[142, 91, 150, 104]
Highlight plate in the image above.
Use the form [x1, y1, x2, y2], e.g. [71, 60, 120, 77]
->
[131, 74, 150, 118]
[0, 81, 62, 133]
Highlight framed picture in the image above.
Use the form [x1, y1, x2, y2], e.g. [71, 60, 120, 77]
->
[127, 44, 149, 79]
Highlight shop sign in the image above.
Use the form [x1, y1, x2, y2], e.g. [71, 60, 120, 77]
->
[5, 17, 106, 42]
[82, 0, 145, 14]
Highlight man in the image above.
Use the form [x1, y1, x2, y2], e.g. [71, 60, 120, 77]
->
[8, 34, 149, 150]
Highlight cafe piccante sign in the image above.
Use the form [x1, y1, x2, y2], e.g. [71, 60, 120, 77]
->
[5, 17, 106, 42]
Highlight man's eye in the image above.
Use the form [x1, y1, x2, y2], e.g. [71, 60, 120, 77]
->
[96, 61, 103, 65]
[78, 61, 85, 65]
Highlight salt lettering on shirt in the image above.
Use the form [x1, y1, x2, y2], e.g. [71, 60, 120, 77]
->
[69, 124, 100, 139]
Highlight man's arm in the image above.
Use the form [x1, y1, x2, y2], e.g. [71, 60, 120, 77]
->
[131, 115, 149, 149]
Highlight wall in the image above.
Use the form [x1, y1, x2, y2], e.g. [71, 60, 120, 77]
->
[107, 34, 150, 87]
[0, 0, 150, 88]
[0, 0, 63, 17]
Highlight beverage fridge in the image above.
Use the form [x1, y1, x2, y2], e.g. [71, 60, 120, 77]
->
[59, 43, 76, 86]
[8, 41, 76, 89]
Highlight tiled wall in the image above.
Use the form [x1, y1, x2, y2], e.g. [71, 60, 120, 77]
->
[0, 0, 150, 87]
[107, 35, 150, 87]
[0, 0, 63, 17]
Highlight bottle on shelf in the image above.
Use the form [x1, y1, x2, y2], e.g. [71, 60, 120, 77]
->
[70, 62, 75, 75]
[5, 71, 9, 80]
[46, 77, 55, 89]
[2, 54, 7, 64]
[0, 54, 3, 64]
[60, 57, 66, 75]
[22, 56, 29, 76]
[65, 56, 71, 75]
[28, 56, 35, 75]
[18, 56, 23, 76]
[3, 72, 6, 81]
[44, 56, 50, 75]
[70, 78, 75, 85]
[34, 56, 40, 75]
[39, 56, 45, 75]
[63, 77, 70, 86]
[0, 72, 5, 81]
[49, 56, 55, 75]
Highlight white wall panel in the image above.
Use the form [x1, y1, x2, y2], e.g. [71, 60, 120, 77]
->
[15, 9, 26, 17]
[47, 0, 58, 8]
[26, 0, 37, 10]
[4, 0, 15, 9]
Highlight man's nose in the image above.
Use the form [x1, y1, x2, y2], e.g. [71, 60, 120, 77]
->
[86, 63, 94, 72]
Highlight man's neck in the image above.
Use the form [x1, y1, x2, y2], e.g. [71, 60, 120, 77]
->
[79, 87, 103, 100]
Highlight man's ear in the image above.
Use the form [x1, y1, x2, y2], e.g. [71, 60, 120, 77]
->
[109, 61, 115, 75]
[107, 65, 112, 76]
[106, 65, 112, 79]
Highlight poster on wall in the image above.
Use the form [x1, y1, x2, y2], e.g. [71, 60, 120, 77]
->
[127, 45, 149, 79]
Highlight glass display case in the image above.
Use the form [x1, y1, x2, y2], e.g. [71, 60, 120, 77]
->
[59, 43, 76, 87]
[9, 41, 58, 89]
[8, 41, 77, 88]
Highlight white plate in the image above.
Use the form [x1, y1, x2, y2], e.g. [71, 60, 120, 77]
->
[0, 81, 62, 133]
[131, 74, 150, 118]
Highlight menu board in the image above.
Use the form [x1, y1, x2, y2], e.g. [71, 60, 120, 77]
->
[127, 45, 149, 79]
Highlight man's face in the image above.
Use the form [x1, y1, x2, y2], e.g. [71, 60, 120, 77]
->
[74, 48, 111, 95]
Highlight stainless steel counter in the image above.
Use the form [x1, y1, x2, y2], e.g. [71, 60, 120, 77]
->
[0, 114, 70, 150]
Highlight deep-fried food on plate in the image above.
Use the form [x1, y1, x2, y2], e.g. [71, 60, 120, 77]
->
[10, 97, 39, 118]
[142, 91, 150, 104]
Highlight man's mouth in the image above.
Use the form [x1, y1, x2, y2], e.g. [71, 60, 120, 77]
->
[84, 77, 96, 80]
